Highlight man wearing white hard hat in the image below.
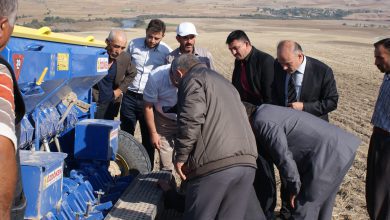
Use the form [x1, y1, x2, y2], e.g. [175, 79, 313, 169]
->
[166, 22, 215, 70]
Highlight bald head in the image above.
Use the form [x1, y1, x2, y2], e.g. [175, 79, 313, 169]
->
[107, 30, 127, 43]
[277, 40, 304, 74]
[172, 54, 201, 74]
[170, 54, 201, 87]
[106, 30, 127, 60]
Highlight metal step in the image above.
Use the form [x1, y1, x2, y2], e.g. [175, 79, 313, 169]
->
[105, 171, 172, 220]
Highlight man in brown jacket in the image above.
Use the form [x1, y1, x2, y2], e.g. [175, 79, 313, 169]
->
[172, 54, 260, 220]
[93, 30, 136, 119]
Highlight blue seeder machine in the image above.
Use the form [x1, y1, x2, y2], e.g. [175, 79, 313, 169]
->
[1, 26, 162, 219]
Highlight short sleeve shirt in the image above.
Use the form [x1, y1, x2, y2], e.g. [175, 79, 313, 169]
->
[143, 64, 178, 120]
[0, 63, 17, 149]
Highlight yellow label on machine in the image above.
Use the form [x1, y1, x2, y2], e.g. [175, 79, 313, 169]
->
[57, 53, 69, 71]
[43, 167, 63, 189]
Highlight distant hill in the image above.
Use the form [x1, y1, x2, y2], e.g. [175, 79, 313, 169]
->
[17, 0, 390, 27]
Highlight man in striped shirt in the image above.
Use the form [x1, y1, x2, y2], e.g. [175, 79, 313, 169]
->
[0, 0, 27, 219]
[366, 37, 390, 220]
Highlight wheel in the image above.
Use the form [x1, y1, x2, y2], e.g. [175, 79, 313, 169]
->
[115, 130, 151, 176]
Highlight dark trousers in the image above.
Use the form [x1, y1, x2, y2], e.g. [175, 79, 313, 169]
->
[254, 154, 276, 219]
[292, 153, 355, 220]
[184, 166, 262, 220]
[95, 101, 120, 120]
[120, 91, 153, 167]
[164, 176, 265, 220]
[280, 174, 293, 219]
[366, 128, 390, 220]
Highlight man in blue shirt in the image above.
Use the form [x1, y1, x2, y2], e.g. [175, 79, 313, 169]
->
[120, 19, 172, 166]
[366, 37, 390, 220]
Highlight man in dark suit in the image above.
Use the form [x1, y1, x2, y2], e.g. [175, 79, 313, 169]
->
[244, 103, 360, 220]
[93, 30, 136, 120]
[273, 40, 339, 218]
[226, 30, 276, 218]
[273, 40, 338, 121]
[226, 30, 275, 105]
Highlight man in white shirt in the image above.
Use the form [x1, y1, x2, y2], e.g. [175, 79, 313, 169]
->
[120, 19, 172, 167]
[143, 64, 177, 172]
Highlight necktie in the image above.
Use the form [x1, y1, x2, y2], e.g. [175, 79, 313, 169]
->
[287, 73, 297, 105]
[240, 61, 248, 100]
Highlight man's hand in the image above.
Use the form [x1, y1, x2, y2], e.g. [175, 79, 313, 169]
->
[150, 132, 161, 150]
[175, 162, 187, 181]
[113, 89, 122, 100]
[288, 102, 304, 111]
[290, 194, 296, 209]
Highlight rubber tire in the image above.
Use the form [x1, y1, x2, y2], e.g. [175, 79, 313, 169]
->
[116, 130, 152, 176]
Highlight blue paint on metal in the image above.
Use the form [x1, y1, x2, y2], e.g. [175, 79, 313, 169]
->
[74, 119, 120, 161]
[2, 33, 137, 219]
[20, 115, 34, 148]
[0, 37, 107, 114]
[20, 151, 67, 219]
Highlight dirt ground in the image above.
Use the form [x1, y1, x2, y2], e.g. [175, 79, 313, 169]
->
[57, 17, 389, 219]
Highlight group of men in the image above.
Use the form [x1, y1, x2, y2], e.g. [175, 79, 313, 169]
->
[0, 0, 389, 218]
[90, 16, 389, 220]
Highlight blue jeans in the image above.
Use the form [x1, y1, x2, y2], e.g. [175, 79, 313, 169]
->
[120, 91, 153, 167]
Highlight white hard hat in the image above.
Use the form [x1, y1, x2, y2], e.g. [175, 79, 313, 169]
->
[176, 22, 198, 37]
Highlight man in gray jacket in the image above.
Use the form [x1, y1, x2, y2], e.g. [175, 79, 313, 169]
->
[244, 103, 360, 220]
[172, 54, 258, 220]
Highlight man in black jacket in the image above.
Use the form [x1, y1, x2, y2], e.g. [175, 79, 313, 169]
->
[172, 54, 259, 220]
[226, 30, 276, 218]
[92, 30, 136, 120]
[0, 0, 27, 218]
[273, 40, 338, 121]
[226, 30, 274, 105]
